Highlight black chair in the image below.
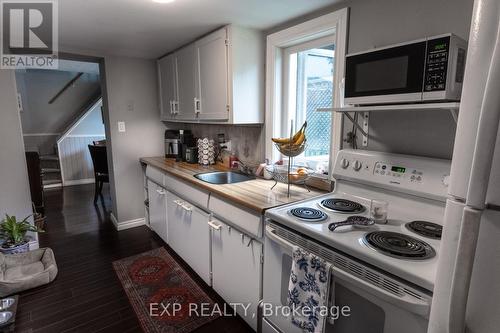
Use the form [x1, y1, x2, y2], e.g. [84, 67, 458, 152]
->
[93, 139, 106, 146]
[88, 145, 109, 203]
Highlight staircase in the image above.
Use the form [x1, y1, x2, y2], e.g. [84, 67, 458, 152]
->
[40, 147, 62, 189]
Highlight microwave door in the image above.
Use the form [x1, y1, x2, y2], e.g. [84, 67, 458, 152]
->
[345, 41, 427, 105]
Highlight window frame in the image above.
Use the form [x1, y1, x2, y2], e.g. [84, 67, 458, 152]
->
[282, 37, 335, 173]
[265, 8, 349, 181]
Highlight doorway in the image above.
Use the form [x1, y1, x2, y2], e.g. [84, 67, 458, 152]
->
[17, 55, 110, 228]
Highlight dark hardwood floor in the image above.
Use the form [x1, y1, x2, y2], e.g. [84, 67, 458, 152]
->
[16, 184, 253, 333]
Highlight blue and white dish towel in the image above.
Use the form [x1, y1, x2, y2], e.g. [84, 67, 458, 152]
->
[288, 246, 332, 333]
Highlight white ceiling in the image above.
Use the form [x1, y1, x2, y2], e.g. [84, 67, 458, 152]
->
[59, 0, 341, 59]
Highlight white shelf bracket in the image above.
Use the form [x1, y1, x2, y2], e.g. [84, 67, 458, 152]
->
[342, 111, 369, 146]
[362, 112, 369, 146]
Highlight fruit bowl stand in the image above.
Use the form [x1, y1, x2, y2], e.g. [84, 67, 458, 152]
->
[270, 121, 310, 197]
[265, 163, 314, 194]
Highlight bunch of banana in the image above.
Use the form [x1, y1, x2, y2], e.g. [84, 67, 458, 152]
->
[272, 122, 307, 151]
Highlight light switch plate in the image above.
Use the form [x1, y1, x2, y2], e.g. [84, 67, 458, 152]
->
[118, 121, 126, 132]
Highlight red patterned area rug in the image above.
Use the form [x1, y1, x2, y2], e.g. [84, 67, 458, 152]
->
[113, 247, 220, 333]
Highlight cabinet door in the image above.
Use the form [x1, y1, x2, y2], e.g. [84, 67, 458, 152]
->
[167, 192, 211, 285]
[210, 218, 262, 330]
[195, 28, 229, 121]
[147, 180, 168, 242]
[175, 45, 197, 121]
[158, 55, 177, 121]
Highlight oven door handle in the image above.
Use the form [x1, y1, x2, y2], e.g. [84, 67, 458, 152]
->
[265, 225, 431, 317]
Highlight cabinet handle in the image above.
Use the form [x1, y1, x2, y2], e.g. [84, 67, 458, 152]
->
[181, 203, 192, 212]
[208, 220, 222, 231]
[169, 100, 174, 114]
[173, 199, 183, 206]
[174, 101, 179, 114]
[156, 188, 166, 195]
[194, 98, 201, 115]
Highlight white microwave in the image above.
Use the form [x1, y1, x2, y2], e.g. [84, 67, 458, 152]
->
[344, 34, 467, 105]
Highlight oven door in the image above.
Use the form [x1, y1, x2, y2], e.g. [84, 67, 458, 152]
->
[262, 224, 430, 333]
[344, 41, 427, 105]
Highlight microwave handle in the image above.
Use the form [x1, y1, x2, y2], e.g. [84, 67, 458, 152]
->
[265, 225, 431, 317]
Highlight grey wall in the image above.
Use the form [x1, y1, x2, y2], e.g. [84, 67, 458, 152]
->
[68, 99, 105, 136]
[102, 56, 165, 224]
[0, 70, 33, 224]
[16, 69, 101, 134]
[267, 0, 474, 160]
[16, 68, 101, 155]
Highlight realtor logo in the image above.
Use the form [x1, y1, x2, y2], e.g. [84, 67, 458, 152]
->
[1, 0, 58, 69]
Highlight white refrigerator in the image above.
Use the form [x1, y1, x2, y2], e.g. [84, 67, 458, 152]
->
[428, 0, 500, 332]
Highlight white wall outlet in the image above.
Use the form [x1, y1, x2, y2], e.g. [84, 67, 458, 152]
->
[118, 121, 126, 132]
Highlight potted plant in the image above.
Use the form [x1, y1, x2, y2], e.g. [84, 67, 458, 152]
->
[0, 214, 44, 254]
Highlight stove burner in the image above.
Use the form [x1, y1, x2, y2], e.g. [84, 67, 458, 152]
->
[363, 231, 436, 260]
[290, 207, 327, 222]
[406, 221, 442, 239]
[321, 199, 364, 214]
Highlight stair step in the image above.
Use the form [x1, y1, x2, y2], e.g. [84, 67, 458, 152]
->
[40, 155, 59, 161]
[42, 168, 61, 174]
[42, 179, 62, 187]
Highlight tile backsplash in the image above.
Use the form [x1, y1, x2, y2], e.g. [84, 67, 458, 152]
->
[163, 122, 265, 164]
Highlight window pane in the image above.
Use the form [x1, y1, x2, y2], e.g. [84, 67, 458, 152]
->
[291, 44, 334, 174]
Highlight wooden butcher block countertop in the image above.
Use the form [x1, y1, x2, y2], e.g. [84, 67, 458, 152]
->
[140, 157, 327, 214]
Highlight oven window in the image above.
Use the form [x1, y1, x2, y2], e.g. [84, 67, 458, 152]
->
[355, 56, 409, 92]
[280, 254, 385, 332]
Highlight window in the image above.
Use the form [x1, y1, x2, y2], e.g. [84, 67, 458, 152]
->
[283, 39, 335, 174]
[265, 9, 348, 180]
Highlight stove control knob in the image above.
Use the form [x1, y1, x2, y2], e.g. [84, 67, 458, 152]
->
[340, 158, 349, 169]
[353, 160, 362, 171]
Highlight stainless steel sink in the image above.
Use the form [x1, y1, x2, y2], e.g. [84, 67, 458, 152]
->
[194, 171, 255, 184]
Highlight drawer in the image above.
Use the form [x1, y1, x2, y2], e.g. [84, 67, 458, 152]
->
[164, 173, 209, 209]
[209, 194, 262, 238]
[145, 166, 165, 186]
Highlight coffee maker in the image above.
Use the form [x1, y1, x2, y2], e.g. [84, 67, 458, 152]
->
[164, 130, 180, 158]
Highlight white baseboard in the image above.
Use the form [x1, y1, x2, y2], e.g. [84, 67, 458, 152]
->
[64, 178, 95, 187]
[110, 212, 146, 231]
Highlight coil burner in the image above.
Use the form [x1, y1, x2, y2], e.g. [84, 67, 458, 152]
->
[363, 231, 436, 260]
[289, 207, 327, 222]
[320, 199, 364, 214]
[406, 221, 442, 239]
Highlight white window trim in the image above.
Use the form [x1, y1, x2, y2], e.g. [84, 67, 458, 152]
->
[265, 8, 349, 180]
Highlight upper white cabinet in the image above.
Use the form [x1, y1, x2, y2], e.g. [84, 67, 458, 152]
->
[158, 25, 264, 124]
[158, 54, 177, 121]
[194, 28, 229, 121]
[175, 45, 197, 121]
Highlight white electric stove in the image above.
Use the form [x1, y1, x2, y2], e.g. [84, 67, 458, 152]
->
[261, 150, 451, 333]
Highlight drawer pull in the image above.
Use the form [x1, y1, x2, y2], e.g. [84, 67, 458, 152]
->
[208, 220, 222, 231]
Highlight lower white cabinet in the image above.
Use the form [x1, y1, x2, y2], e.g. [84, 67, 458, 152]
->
[210, 218, 263, 330]
[147, 180, 168, 243]
[167, 191, 211, 285]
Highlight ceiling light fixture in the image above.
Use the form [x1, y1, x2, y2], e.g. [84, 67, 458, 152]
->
[152, 0, 175, 3]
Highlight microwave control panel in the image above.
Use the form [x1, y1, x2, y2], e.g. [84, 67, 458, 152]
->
[424, 36, 450, 92]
